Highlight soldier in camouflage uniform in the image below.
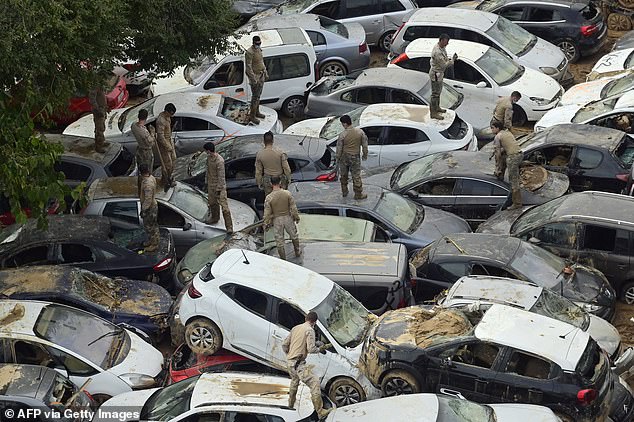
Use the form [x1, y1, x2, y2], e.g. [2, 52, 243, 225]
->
[256, 131, 292, 196]
[491, 91, 521, 130]
[337, 115, 368, 200]
[156, 103, 177, 191]
[245, 35, 268, 124]
[491, 121, 523, 209]
[264, 176, 301, 261]
[131, 109, 156, 196]
[139, 163, 160, 252]
[204, 142, 233, 233]
[89, 87, 108, 153]
[429, 34, 457, 119]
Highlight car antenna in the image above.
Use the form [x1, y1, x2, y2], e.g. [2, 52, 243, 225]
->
[298, 134, 308, 146]
[241, 249, 250, 265]
[559, 326, 577, 340]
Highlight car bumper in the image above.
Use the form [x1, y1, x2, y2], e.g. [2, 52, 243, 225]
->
[347, 51, 372, 75]
[581, 24, 608, 57]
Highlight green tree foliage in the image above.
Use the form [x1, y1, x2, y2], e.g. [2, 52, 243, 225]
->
[0, 0, 237, 226]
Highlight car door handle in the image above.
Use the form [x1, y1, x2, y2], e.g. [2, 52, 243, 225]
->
[368, 152, 379, 156]
[407, 152, 420, 156]
[452, 84, 463, 89]
[618, 264, 628, 270]
[272, 333, 284, 340]
[235, 88, 244, 92]
[373, 19, 381, 23]
[488, 204, 500, 208]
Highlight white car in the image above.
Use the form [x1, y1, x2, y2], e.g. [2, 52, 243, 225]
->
[388, 38, 564, 125]
[325, 394, 560, 421]
[62, 92, 283, 156]
[535, 89, 634, 132]
[0, 300, 163, 402]
[172, 249, 382, 406]
[437, 275, 622, 359]
[559, 71, 634, 107]
[283, 103, 477, 169]
[587, 48, 634, 81]
[96, 372, 317, 422]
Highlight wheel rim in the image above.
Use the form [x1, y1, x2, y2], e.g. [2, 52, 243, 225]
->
[322, 63, 345, 77]
[608, 13, 633, 31]
[382, 33, 394, 51]
[384, 378, 414, 396]
[333, 384, 362, 405]
[190, 327, 215, 350]
[558, 41, 577, 61]
[625, 287, 634, 305]
[286, 98, 304, 116]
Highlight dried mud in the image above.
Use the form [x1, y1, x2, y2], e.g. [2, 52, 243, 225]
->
[0, 304, 25, 326]
[229, 379, 289, 398]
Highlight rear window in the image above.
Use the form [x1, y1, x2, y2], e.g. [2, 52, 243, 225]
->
[107, 147, 135, 176]
[614, 136, 634, 168]
[440, 115, 468, 140]
[318, 147, 335, 170]
[576, 340, 605, 382]
[319, 16, 348, 38]
[220, 97, 250, 125]
[580, 3, 599, 20]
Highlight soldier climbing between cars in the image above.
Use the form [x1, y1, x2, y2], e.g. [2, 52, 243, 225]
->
[246, 35, 268, 125]
[139, 163, 160, 252]
[204, 142, 233, 234]
[491, 91, 522, 132]
[264, 176, 301, 261]
[337, 115, 368, 200]
[490, 121, 523, 210]
[256, 131, 292, 196]
[429, 34, 457, 120]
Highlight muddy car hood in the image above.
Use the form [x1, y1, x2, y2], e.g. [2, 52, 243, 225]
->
[109, 330, 164, 378]
[416, 205, 472, 241]
[475, 207, 531, 234]
[522, 168, 569, 204]
[588, 314, 620, 357]
[535, 103, 583, 130]
[560, 78, 611, 107]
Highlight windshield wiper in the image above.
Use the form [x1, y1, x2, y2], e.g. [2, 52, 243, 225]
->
[88, 326, 123, 346]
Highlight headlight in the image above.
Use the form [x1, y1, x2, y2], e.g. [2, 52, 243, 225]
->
[178, 268, 194, 284]
[539, 66, 558, 75]
[575, 301, 600, 313]
[119, 373, 156, 389]
[530, 96, 550, 106]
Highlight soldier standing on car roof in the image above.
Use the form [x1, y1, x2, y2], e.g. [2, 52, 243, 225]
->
[429, 34, 457, 120]
[131, 109, 156, 197]
[264, 176, 300, 261]
[156, 103, 177, 191]
[204, 142, 233, 234]
[491, 121, 523, 210]
[139, 163, 160, 252]
[337, 114, 368, 200]
[245, 35, 268, 125]
[283, 312, 332, 420]
[256, 131, 292, 196]
[89, 86, 108, 153]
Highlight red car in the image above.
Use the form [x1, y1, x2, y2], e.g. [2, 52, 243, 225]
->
[0, 195, 59, 227]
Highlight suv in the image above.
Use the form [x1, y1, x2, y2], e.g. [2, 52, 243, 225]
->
[389, 7, 569, 83]
[359, 304, 615, 421]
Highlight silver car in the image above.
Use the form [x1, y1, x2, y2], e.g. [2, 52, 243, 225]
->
[241, 14, 370, 77]
[251, 0, 417, 52]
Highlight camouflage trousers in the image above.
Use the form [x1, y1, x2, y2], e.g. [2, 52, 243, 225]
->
[493, 149, 507, 181]
[93, 112, 106, 150]
[507, 152, 522, 192]
[262, 174, 289, 196]
[287, 359, 320, 399]
[207, 188, 233, 232]
[142, 205, 160, 249]
[339, 153, 363, 196]
[136, 149, 154, 196]
[274, 215, 298, 251]
[158, 147, 176, 187]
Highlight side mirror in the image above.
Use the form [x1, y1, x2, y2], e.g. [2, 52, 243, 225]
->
[476, 81, 487, 88]
[406, 190, 418, 198]
[183, 222, 192, 231]
[528, 237, 541, 245]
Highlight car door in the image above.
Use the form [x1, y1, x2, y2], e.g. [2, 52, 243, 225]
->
[155, 202, 199, 257]
[569, 146, 604, 190]
[1, 244, 54, 269]
[204, 60, 247, 101]
[339, 0, 381, 44]
[379, 126, 431, 166]
[172, 116, 225, 156]
[225, 158, 260, 206]
[262, 53, 313, 108]
[359, 126, 385, 168]
[517, 221, 581, 261]
[523, 144, 573, 182]
[451, 178, 509, 226]
[53, 242, 108, 274]
[389, 88, 427, 106]
[522, 7, 565, 43]
[307, 30, 328, 65]
[446, 60, 496, 118]
[54, 159, 93, 189]
[405, 177, 457, 212]
[101, 200, 141, 225]
[577, 224, 630, 289]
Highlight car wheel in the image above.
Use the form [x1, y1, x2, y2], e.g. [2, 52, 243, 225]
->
[185, 318, 222, 355]
[328, 378, 366, 406]
[320, 61, 347, 78]
[379, 31, 395, 53]
[512, 104, 527, 127]
[556, 39, 580, 63]
[91, 394, 112, 406]
[608, 13, 633, 31]
[381, 370, 421, 396]
[621, 281, 634, 304]
[282, 95, 306, 118]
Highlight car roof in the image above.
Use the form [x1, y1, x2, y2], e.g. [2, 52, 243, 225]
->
[210, 249, 334, 310]
[0, 266, 70, 294]
[521, 124, 626, 151]
[430, 233, 523, 264]
[476, 304, 589, 371]
[405, 38, 490, 62]
[408, 7, 498, 30]
[354, 68, 429, 91]
[445, 276, 543, 309]
[426, 151, 499, 178]
[0, 364, 54, 399]
[329, 394, 440, 420]
[0, 300, 43, 335]
[247, 13, 327, 31]
[192, 372, 313, 415]
[234, 28, 311, 49]
[359, 103, 455, 129]
[492, 0, 589, 7]
[150, 92, 224, 117]
[223, 134, 328, 161]
[49, 135, 120, 165]
[87, 176, 175, 201]
[540, 191, 634, 224]
[290, 181, 385, 209]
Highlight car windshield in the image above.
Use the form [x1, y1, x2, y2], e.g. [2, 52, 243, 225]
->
[119, 97, 158, 132]
[374, 191, 423, 233]
[475, 47, 524, 86]
[477, 0, 504, 11]
[510, 195, 567, 235]
[509, 240, 569, 289]
[319, 16, 348, 38]
[312, 284, 372, 348]
[184, 57, 217, 85]
[603, 72, 634, 98]
[437, 396, 495, 422]
[169, 184, 208, 221]
[141, 375, 198, 421]
[530, 288, 590, 330]
[438, 83, 463, 110]
[614, 136, 634, 167]
[572, 96, 619, 123]
[391, 154, 438, 189]
[320, 106, 366, 139]
[34, 304, 124, 369]
[277, 0, 315, 14]
[485, 16, 537, 56]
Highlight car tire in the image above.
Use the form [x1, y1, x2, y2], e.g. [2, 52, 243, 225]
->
[379, 31, 395, 53]
[621, 281, 634, 304]
[512, 104, 528, 127]
[282, 95, 306, 118]
[556, 39, 580, 63]
[381, 369, 421, 396]
[320, 61, 347, 78]
[328, 377, 366, 406]
[185, 318, 222, 355]
[91, 394, 112, 406]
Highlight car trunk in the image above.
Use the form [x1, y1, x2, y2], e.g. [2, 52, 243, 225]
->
[575, 339, 612, 420]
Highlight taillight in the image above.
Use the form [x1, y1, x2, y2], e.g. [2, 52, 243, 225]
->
[153, 257, 173, 272]
[393, 22, 406, 42]
[84, 391, 94, 401]
[390, 53, 409, 65]
[359, 42, 368, 54]
[577, 389, 597, 405]
[188, 284, 202, 299]
[581, 24, 598, 36]
[316, 171, 337, 182]
[616, 173, 630, 182]
[123, 63, 140, 72]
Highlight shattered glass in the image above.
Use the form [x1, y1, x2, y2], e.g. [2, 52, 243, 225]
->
[313, 284, 371, 347]
[437, 396, 495, 422]
[531, 288, 589, 330]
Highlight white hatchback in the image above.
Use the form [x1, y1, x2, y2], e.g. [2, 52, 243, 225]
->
[389, 38, 564, 125]
[0, 300, 164, 402]
[587, 48, 634, 81]
[172, 249, 382, 406]
[283, 103, 477, 169]
[559, 71, 634, 107]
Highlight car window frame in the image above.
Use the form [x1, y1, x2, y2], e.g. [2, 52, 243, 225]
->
[221, 284, 273, 321]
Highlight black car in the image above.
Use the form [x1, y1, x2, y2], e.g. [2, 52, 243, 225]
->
[0, 215, 176, 288]
[0, 266, 172, 338]
[472, 0, 606, 62]
[290, 181, 472, 252]
[156, 134, 337, 211]
[410, 232, 616, 320]
[359, 304, 617, 421]
[381, 151, 569, 228]
[481, 124, 634, 193]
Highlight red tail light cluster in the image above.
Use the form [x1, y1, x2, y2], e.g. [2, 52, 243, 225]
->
[188, 284, 202, 299]
[390, 53, 409, 65]
[616, 173, 630, 182]
[153, 257, 173, 272]
[581, 24, 599, 37]
[316, 171, 337, 182]
[393, 22, 406, 42]
[577, 388, 597, 405]
[359, 42, 368, 54]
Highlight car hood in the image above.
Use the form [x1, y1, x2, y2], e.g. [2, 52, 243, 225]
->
[489, 403, 559, 421]
[224, 198, 259, 231]
[101, 278, 173, 318]
[153, 66, 191, 96]
[560, 79, 611, 107]
[416, 205, 472, 242]
[94, 388, 158, 422]
[522, 167, 569, 205]
[109, 331, 164, 379]
[520, 37, 566, 70]
[510, 67, 562, 101]
[592, 50, 630, 75]
[534, 103, 580, 131]
[283, 117, 330, 138]
[475, 207, 530, 234]
[587, 314, 620, 357]
[63, 107, 127, 138]
[362, 167, 396, 189]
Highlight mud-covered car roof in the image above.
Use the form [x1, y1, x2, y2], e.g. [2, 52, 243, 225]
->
[428, 233, 523, 264]
[527, 191, 634, 224]
[0, 364, 56, 398]
[518, 124, 627, 151]
[87, 176, 178, 201]
[290, 181, 390, 209]
[353, 68, 429, 92]
[47, 135, 122, 165]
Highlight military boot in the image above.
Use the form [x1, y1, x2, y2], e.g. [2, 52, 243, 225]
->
[206, 206, 220, 225]
[341, 183, 349, 197]
[311, 392, 331, 420]
[249, 100, 260, 124]
[277, 244, 287, 261]
[288, 386, 298, 408]
[354, 192, 367, 200]
[222, 210, 234, 234]
[508, 189, 523, 210]
[292, 239, 301, 257]
[255, 100, 266, 119]
[430, 98, 444, 119]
